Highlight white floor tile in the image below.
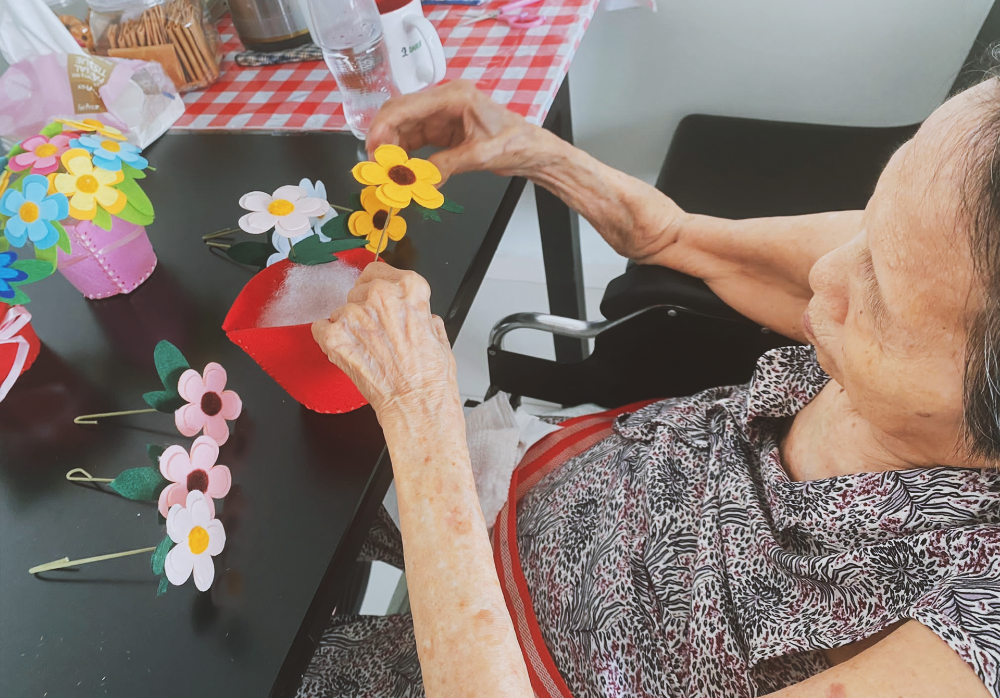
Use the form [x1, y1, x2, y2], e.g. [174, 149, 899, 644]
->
[360, 562, 403, 616]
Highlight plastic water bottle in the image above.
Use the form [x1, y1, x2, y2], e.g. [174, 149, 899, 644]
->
[303, 0, 398, 140]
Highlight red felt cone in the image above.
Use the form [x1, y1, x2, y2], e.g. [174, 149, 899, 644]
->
[223, 247, 375, 414]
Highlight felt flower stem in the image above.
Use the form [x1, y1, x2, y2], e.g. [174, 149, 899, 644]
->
[29, 546, 158, 575]
[205, 241, 232, 250]
[65, 468, 113, 483]
[202, 228, 240, 240]
[330, 203, 354, 213]
[373, 208, 396, 263]
[73, 407, 157, 425]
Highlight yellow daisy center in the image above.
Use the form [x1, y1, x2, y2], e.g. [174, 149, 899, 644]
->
[102, 141, 122, 153]
[19, 202, 40, 223]
[188, 526, 210, 555]
[388, 165, 416, 186]
[268, 199, 294, 216]
[76, 175, 100, 194]
[34, 143, 58, 158]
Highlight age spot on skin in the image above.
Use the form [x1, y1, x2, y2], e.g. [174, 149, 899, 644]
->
[826, 682, 847, 698]
[917, 411, 933, 418]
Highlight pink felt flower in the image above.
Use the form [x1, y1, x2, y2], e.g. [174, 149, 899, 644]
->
[174, 362, 242, 445]
[158, 435, 232, 518]
[9, 134, 75, 175]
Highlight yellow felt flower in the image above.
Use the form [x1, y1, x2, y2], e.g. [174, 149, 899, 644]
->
[351, 144, 444, 210]
[348, 186, 407, 253]
[57, 118, 127, 141]
[0, 168, 9, 199]
[52, 148, 127, 220]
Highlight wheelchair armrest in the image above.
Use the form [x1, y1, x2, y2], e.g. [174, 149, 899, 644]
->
[599, 264, 752, 324]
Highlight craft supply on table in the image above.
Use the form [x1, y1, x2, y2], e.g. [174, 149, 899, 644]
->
[302, 0, 398, 140]
[458, 0, 544, 28]
[257, 261, 360, 328]
[421, 0, 487, 5]
[227, 0, 312, 53]
[220, 145, 461, 413]
[86, 0, 221, 91]
[0, 304, 41, 402]
[0, 53, 183, 148]
[0, 118, 159, 302]
[72, 340, 243, 445]
[234, 43, 322, 66]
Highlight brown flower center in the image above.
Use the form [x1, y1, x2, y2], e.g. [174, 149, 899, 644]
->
[388, 165, 416, 186]
[201, 391, 222, 416]
[186, 469, 209, 493]
[372, 209, 389, 229]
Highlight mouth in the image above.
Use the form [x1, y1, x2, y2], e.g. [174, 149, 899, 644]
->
[801, 309, 816, 344]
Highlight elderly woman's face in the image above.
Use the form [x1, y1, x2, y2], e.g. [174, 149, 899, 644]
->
[805, 82, 993, 467]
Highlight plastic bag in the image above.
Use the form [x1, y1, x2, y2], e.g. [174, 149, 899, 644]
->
[0, 0, 86, 65]
[0, 52, 184, 149]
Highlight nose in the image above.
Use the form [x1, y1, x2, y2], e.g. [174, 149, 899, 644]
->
[809, 245, 851, 326]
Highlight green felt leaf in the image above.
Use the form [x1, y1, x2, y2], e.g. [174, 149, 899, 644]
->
[152, 340, 189, 390]
[415, 204, 442, 222]
[7, 143, 25, 158]
[8, 173, 25, 192]
[150, 535, 172, 576]
[122, 162, 147, 180]
[156, 576, 169, 597]
[11, 259, 55, 284]
[5, 286, 31, 305]
[142, 390, 187, 413]
[441, 197, 464, 214]
[109, 466, 168, 501]
[92, 206, 112, 231]
[39, 122, 64, 138]
[320, 214, 351, 240]
[0, 237, 8, 253]
[32, 245, 59, 274]
[53, 221, 71, 254]
[146, 443, 165, 466]
[225, 241, 272, 268]
[116, 176, 154, 216]
[291, 236, 368, 265]
[115, 201, 154, 227]
[142, 341, 189, 413]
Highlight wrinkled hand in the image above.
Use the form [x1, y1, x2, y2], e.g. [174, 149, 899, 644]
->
[311, 264, 459, 424]
[367, 80, 545, 183]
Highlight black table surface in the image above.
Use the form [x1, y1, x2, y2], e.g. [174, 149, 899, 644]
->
[0, 132, 523, 698]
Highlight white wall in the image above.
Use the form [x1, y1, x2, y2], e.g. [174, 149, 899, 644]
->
[492, 0, 994, 273]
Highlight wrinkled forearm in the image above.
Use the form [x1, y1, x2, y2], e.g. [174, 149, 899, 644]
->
[517, 130, 861, 338]
[381, 395, 532, 698]
[523, 129, 686, 261]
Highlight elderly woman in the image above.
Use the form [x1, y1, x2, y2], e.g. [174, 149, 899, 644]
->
[301, 74, 1000, 698]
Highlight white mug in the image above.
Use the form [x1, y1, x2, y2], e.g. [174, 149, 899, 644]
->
[379, 0, 447, 94]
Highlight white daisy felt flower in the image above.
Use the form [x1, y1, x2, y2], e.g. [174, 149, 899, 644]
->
[299, 178, 338, 236]
[238, 185, 330, 239]
[164, 490, 226, 592]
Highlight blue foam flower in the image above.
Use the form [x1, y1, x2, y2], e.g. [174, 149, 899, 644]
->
[0, 251, 28, 300]
[0, 174, 70, 249]
[71, 134, 148, 172]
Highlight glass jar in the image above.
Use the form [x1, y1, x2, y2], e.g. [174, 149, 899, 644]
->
[86, 0, 221, 92]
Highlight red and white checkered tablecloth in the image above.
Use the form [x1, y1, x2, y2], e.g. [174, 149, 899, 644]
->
[174, 0, 601, 132]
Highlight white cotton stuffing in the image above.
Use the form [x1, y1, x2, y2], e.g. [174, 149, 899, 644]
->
[256, 261, 362, 328]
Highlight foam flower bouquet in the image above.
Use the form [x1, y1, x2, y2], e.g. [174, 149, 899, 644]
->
[0, 118, 157, 301]
[217, 145, 463, 413]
